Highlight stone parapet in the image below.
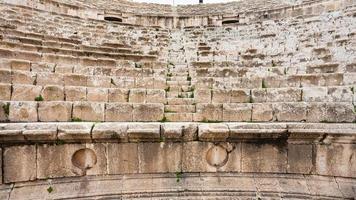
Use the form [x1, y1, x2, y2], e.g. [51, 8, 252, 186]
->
[0, 122, 355, 186]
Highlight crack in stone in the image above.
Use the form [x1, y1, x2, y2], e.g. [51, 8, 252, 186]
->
[6, 183, 14, 200]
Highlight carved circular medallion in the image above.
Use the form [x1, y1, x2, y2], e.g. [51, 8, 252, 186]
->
[72, 148, 97, 170]
[206, 145, 228, 167]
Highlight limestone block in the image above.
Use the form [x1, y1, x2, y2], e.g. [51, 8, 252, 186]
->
[0, 84, 11, 100]
[251, 89, 267, 103]
[241, 143, 287, 173]
[37, 144, 107, 179]
[138, 143, 181, 173]
[108, 88, 128, 102]
[3, 145, 36, 183]
[199, 124, 229, 141]
[323, 73, 343, 86]
[11, 60, 30, 71]
[11, 71, 36, 84]
[73, 102, 104, 122]
[87, 88, 108, 102]
[266, 88, 302, 102]
[36, 72, 64, 86]
[64, 74, 87, 86]
[343, 73, 356, 85]
[129, 89, 146, 103]
[31, 63, 55, 72]
[133, 103, 164, 122]
[92, 123, 128, 142]
[105, 103, 133, 122]
[223, 103, 252, 122]
[0, 69, 11, 83]
[58, 123, 93, 141]
[230, 89, 250, 103]
[252, 103, 273, 122]
[65, 86, 86, 101]
[327, 87, 353, 102]
[11, 85, 42, 101]
[195, 89, 211, 103]
[273, 102, 307, 122]
[307, 102, 355, 122]
[182, 142, 241, 172]
[194, 104, 223, 122]
[41, 85, 64, 101]
[107, 143, 138, 174]
[111, 77, 135, 88]
[287, 144, 313, 174]
[212, 89, 230, 103]
[127, 123, 160, 142]
[316, 144, 356, 177]
[87, 75, 111, 88]
[38, 102, 72, 122]
[146, 89, 165, 103]
[161, 123, 198, 141]
[55, 65, 73, 73]
[9, 102, 38, 122]
[21, 123, 57, 142]
[306, 176, 343, 197]
[302, 87, 327, 102]
[153, 77, 166, 89]
[300, 74, 323, 87]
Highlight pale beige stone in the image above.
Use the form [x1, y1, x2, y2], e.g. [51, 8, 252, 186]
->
[0, 69, 11, 83]
[11, 85, 42, 101]
[108, 88, 128, 102]
[230, 89, 250, 103]
[212, 89, 230, 103]
[273, 103, 307, 122]
[36, 72, 64, 86]
[37, 144, 107, 179]
[287, 144, 313, 174]
[194, 103, 223, 122]
[223, 103, 251, 122]
[3, 145, 36, 183]
[108, 143, 138, 174]
[105, 103, 133, 121]
[64, 74, 88, 86]
[146, 89, 165, 103]
[182, 142, 240, 172]
[198, 124, 229, 141]
[87, 88, 108, 102]
[92, 123, 128, 142]
[87, 75, 111, 87]
[38, 102, 72, 122]
[11, 71, 36, 84]
[316, 144, 356, 177]
[252, 103, 273, 122]
[41, 85, 64, 101]
[242, 143, 287, 173]
[9, 102, 38, 122]
[73, 102, 104, 121]
[129, 89, 146, 103]
[0, 84, 11, 100]
[127, 123, 160, 142]
[65, 86, 86, 101]
[138, 143, 181, 173]
[195, 89, 211, 103]
[133, 104, 164, 122]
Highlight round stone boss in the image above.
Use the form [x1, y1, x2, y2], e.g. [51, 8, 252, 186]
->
[206, 145, 229, 167]
[71, 148, 97, 170]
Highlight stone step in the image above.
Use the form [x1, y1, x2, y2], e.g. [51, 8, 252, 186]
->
[165, 113, 194, 122]
[165, 105, 196, 113]
[167, 98, 195, 105]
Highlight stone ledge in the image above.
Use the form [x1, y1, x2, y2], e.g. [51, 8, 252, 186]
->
[0, 173, 354, 199]
[0, 122, 355, 144]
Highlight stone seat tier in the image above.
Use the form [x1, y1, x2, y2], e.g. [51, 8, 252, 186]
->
[0, 100, 355, 123]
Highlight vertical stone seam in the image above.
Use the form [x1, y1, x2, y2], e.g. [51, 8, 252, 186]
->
[334, 177, 345, 198]
[35, 144, 38, 181]
[1, 147, 4, 184]
[105, 143, 109, 175]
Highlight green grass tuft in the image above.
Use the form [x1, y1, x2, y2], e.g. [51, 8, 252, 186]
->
[35, 95, 44, 101]
[2, 102, 10, 117]
[71, 117, 83, 122]
[47, 186, 53, 193]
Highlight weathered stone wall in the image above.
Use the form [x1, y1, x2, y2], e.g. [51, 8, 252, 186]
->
[0, 122, 355, 199]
